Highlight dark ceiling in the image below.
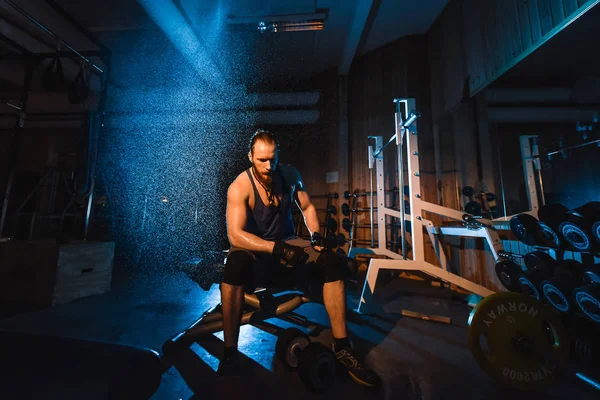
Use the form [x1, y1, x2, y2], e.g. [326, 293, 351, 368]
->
[1, 0, 450, 85]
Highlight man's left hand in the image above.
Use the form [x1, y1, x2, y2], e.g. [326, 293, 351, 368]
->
[311, 232, 327, 252]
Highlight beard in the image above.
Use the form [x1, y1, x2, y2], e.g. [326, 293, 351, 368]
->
[252, 165, 276, 186]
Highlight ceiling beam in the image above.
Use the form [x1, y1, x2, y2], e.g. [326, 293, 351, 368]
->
[42, 0, 111, 57]
[338, 0, 375, 75]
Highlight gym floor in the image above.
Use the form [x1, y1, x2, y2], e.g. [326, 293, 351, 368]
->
[0, 258, 598, 400]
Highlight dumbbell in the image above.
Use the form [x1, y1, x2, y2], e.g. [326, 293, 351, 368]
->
[495, 258, 525, 292]
[573, 283, 600, 324]
[461, 186, 474, 198]
[465, 201, 482, 216]
[325, 232, 347, 247]
[519, 251, 558, 300]
[538, 259, 582, 315]
[495, 251, 554, 296]
[559, 202, 600, 252]
[319, 218, 338, 233]
[311, 193, 339, 199]
[510, 213, 547, 247]
[537, 203, 569, 249]
[275, 328, 336, 392]
[343, 187, 408, 200]
[568, 315, 600, 366]
[316, 206, 337, 215]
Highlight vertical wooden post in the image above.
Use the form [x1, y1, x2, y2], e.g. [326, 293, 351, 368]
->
[337, 75, 350, 198]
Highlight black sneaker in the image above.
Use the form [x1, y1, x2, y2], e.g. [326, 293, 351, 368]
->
[332, 345, 380, 388]
[216, 356, 242, 377]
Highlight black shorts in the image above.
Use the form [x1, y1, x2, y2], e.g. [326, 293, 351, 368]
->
[227, 237, 320, 291]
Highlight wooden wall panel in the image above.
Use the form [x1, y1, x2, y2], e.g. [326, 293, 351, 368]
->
[527, 0, 544, 44]
[538, 0, 555, 36]
[551, 0, 567, 23]
[517, 0, 534, 50]
[343, 35, 438, 262]
[429, 0, 598, 118]
[428, 0, 467, 118]
[563, 0, 580, 15]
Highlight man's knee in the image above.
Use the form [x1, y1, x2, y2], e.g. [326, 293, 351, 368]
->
[315, 251, 346, 283]
[223, 251, 254, 286]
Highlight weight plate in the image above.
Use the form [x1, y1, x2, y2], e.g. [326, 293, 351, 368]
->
[342, 218, 352, 232]
[519, 274, 541, 300]
[341, 203, 351, 216]
[275, 328, 310, 371]
[325, 233, 338, 249]
[495, 260, 523, 292]
[592, 221, 600, 247]
[560, 260, 592, 286]
[465, 201, 482, 216]
[462, 186, 474, 197]
[540, 279, 571, 314]
[538, 222, 560, 248]
[510, 214, 542, 246]
[523, 251, 556, 276]
[573, 285, 600, 324]
[560, 221, 592, 252]
[297, 342, 337, 392]
[468, 292, 570, 391]
[538, 204, 569, 229]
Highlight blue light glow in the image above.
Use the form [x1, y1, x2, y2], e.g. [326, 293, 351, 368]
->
[97, 1, 258, 283]
[136, 0, 224, 85]
[576, 372, 600, 391]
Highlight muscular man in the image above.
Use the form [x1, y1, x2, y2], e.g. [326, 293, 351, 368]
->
[219, 129, 379, 387]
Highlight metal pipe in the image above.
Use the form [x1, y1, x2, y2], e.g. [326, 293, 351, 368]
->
[369, 156, 374, 247]
[394, 100, 407, 260]
[371, 133, 397, 158]
[532, 137, 546, 207]
[0, 100, 22, 111]
[496, 137, 508, 219]
[544, 139, 600, 158]
[372, 111, 420, 158]
[42, 0, 111, 57]
[0, 51, 104, 61]
[488, 107, 600, 123]
[4, 0, 104, 74]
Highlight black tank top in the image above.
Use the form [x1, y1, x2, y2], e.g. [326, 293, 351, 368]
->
[245, 168, 295, 241]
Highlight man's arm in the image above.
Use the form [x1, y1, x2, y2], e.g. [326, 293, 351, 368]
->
[226, 181, 275, 253]
[292, 169, 321, 238]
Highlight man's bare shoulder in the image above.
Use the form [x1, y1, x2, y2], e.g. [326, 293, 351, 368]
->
[228, 170, 252, 197]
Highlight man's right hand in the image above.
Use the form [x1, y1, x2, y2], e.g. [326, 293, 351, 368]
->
[272, 241, 308, 267]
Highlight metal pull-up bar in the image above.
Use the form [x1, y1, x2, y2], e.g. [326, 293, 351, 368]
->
[0, 100, 22, 111]
[4, 0, 105, 74]
[529, 138, 600, 160]
[371, 109, 421, 159]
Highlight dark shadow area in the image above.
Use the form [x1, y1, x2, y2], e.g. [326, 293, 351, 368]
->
[0, 331, 162, 400]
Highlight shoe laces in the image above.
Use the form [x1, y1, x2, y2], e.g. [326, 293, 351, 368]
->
[336, 349, 362, 370]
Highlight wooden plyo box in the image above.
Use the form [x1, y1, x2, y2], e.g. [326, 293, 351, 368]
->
[0, 240, 114, 308]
